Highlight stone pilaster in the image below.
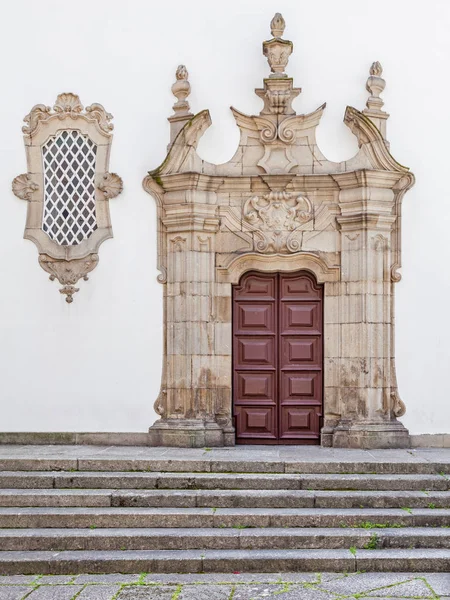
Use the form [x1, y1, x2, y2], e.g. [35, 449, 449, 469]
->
[332, 171, 410, 448]
[148, 203, 234, 447]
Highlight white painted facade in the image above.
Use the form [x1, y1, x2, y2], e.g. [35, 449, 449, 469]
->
[0, 0, 448, 436]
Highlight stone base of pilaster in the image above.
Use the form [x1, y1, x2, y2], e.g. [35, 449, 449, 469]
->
[331, 419, 410, 449]
[148, 419, 235, 448]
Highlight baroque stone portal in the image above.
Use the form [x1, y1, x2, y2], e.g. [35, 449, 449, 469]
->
[143, 14, 414, 448]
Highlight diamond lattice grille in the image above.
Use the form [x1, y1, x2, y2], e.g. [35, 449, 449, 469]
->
[42, 130, 98, 246]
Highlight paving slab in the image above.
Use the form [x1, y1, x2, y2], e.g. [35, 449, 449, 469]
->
[178, 584, 232, 599]
[35, 577, 75, 585]
[117, 587, 177, 599]
[73, 574, 141, 584]
[319, 575, 434, 596]
[232, 584, 293, 598]
[365, 579, 435, 597]
[28, 585, 84, 599]
[143, 574, 287, 584]
[0, 575, 37, 584]
[76, 585, 121, 599]
[0, 587, 32, 600]
[425, 572, 450, 594]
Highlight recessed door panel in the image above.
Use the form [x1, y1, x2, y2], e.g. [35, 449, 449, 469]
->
[234, 406, 277, 439]
[281, 303, 322, 335]
[279, 406, 322, 441]
[233, 271, 323, 445]
[235, 304, 275, 335]
[280, 336, 322, 369]
[235, 371, 276, 402]
[235, 337, 276, 369]
[280, 371, 322, 404]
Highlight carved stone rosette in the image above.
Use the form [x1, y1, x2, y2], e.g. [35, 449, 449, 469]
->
[13, 93, 123, 302]
[143, 13, 415, 449]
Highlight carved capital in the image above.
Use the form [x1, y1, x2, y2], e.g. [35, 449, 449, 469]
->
[12, 174, 38, 201]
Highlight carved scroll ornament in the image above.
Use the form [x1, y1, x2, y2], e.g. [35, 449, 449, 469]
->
[243, 191, 313, 253]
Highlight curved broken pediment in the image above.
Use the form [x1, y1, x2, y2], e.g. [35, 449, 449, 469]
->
[148, 34, 410, 179]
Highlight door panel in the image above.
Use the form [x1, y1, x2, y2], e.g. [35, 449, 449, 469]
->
[235, 304, 275, 334]
[233, 270, 323, 445]
[280, 336, 322, 369]
[235, 337, 276, 369]
[235, 371, 276, 402]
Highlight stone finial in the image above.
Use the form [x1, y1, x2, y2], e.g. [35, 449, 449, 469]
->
[366, 61, 386, 112]
[270, 13, 285, 38]
[363, 61, 389, 141]
[171, 65, 191, 115]
[263, 13, 293, 78]
[168, 65, 194, 149]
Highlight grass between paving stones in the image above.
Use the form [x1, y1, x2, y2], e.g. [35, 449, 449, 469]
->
[0, 573, 444, 600]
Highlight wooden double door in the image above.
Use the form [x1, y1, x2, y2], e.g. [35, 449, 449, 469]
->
[232, 271, 323, 444]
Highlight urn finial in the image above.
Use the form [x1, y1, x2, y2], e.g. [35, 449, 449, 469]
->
[363, 61, 389, 142]
[171, 65, 191, 115]
[263, 13, 293, 78]
[365, 61, 386, 112]
[167, 65, 194, 150]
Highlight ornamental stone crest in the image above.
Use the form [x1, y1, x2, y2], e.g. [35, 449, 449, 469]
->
[13, 93, 123, 302]
[243, 191, 312, 253]
[143, 14, 415, 450]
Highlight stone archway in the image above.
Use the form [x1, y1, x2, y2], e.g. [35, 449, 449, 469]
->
[143, 13, 414, 448]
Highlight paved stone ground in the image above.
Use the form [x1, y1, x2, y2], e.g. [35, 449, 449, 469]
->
[0, 445, 449, 473]
[0, 573, 448, 599]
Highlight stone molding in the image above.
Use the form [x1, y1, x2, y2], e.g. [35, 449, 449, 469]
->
[217, 252, 340, 284]
[12, 92, 123, 302]
[143, 14, 415, 448]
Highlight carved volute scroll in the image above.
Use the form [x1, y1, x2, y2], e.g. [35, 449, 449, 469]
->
[12, 93, 123, 302]
[143, 13, 415, 449]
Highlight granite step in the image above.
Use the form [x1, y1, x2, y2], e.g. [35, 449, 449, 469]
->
[1, 488, 450, 509]
[0, 457, 449, 474]
[0, 506, 448, 529]
[0, 471, 448, 491]
[0, 548, 449, 575]
[0, 526, 448, 551]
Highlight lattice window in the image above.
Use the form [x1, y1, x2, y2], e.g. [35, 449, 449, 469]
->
[42, 130, 98, 246]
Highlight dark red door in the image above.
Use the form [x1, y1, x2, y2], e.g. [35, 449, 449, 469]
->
[233, 271, 323, 445]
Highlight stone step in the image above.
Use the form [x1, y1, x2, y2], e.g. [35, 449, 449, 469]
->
[0, 548, 449, 575]
[0, 506, 448, 528]
[0, 457, 449, 474]
[2, 488, 450, 509]
[0, 527, 448, 552]
[0, 471, 448, 491]
[111, 489, 450, 509]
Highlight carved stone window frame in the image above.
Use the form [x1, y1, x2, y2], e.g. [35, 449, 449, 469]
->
[12, 93, 123, 302]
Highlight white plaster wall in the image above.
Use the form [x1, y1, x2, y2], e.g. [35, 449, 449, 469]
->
[0, 0, 448, 435]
